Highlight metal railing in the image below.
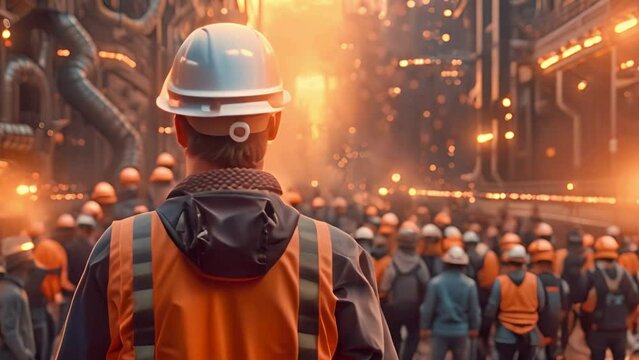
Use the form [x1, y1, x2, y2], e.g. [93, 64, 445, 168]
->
[534, 0, 603, 39]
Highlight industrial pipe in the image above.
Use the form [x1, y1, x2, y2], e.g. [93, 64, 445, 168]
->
[1, 55, 52, 126]
[556, 70, 582, 169]
[96, 0, 166, 35]
[17, 10, 143, 173]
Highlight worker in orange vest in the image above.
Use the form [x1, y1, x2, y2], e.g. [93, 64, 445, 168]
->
[462, 231, 499, 359]
[528, 239, 570, 359]
[581, 236, 639, 360]
[484, 244, 546, 360]
[57, 23, 395, 360]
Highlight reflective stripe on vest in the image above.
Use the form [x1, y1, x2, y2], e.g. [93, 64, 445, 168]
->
[108, 211, 337, 359]
[497, 272, 539, 335]
[131, 213, 155, 359]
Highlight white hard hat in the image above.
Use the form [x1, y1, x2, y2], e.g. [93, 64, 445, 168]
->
[535, 222, 554, 237]
[354, 227, 374, 240]
[463, 231, 480, 243]
[76, 214, 97, 228]
[381, 213, 399, 226]
[421, 224, 443, 239]
[503, 244, 528, 264]
[156, 23, 290, 131]
[444, 226, 462, 239]
[606, 225, 621, 237]
[442, 246, 469, 265]
[332, 197, 348, 209]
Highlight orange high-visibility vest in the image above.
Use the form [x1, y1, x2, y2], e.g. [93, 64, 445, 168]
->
[497, 272, 539, 335]
[106, 211, 338, 360]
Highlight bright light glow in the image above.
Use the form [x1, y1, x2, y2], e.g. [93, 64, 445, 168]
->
[429, 164, 437, 172]
[562, 44, 582, 59]
[441, 33, 451, 42]
[20, 242, 35, 252]
[220, 7, 229, 15]
[443, 9, 453, 17]
[566, 182, 575, 191]
[98, 51, 137, 68]
[29, 185, 37, 193]
[620, 59, 635, 70]
[378, 187, 389, 196]
[505, 113, 513, 121]
[583, 34, 603, 48]
[57, 49, 70, 57]
[16, 184, 30, 196]
[477, 133, 494, 143]
[502, 97, 512, 107]
[504, 131, 515, 140]
[399, 59, 409, 67]
[577, 81, 588, 91]
[1, 29, 10, 39]
[615, 17, 638, 34]
[391, 173, 401, 183]
[408, 188, 417, 196]
[311, 180, 319, 188]
[540, 54, 560, 70]
[406, 0, 416, 8]
[348, 126, 357, 134]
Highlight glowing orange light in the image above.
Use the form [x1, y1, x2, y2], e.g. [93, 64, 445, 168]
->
[504, 131, 515, 140]
[441, 33, 451, 42]
[57, 49, 70, 57]
[98, 51, 137, 68]
[505, 112, 513, 121]
[408, 188, 417, 196]
[1, 29, 10, 39]
[583, 34, 602, 48]
[615, 17, 638, 34]
[378, 187, 389, 196]
[16, 184, 29, 195]
[566, 182, 575, 191]
[311, 180, 319, 188]
[391, 173, 401, 183]
[502, 97, 512, 107]
[562, 44, 582, 59]
[539, 54, 560, 70]
[577, 81, 588, 91]
[443, 9, 453, 17]
[477, 133, 494, 143]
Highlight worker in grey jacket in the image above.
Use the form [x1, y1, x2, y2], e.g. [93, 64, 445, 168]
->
[0, 236, 37, 360]
[421, 246, 481, 360]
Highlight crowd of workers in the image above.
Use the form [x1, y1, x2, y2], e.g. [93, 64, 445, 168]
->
[1, 22, 638, 360]
[0, 153, 177, 360]
[284, 192, 639, 360]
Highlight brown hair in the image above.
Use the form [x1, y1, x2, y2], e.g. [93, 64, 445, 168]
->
[179, 115, 269, 169]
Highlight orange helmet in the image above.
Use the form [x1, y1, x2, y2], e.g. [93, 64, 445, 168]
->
[528, 239, 555, 263]
[156, 152, 177, 168]
[56, 213, 76, 229]
[583, 233, 595, 248]
[594, 235, 619, 260]
[500, 232, 522, 252]
[441, 237, 463, 253]
[365, 205, 379, 217]
[149, 166, 175, 183]
[133, 205, 149, 215]
[119, 167, 141, 187]
[433, 212, 452, 227]
[25, 221, 46, 238]
[311, 197, 326, 209]
[91, 181, 117, 205]
[80, 200, 104, 220]
[282, 191, 303, 206]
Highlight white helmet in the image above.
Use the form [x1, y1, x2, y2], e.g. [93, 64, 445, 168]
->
[444, 226, 462, 239]
[463, 231, 480, 243]
[381, 213, 399, 226]
[535, 222, 554, 237]
[157, 23, 290, 137]
[606, 225, 621, 238]
[503, 244, 528, 264]
[354, 227, 374, 240]
[442, 246, 469, 265]
[421, 224, 443, 239]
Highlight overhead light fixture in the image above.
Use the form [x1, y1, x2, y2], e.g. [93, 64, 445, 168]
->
[615, 16, 638, 34]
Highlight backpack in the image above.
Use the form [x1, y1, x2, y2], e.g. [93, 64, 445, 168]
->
[388, 261, 426, 305]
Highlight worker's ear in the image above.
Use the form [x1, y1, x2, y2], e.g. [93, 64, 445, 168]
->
[174, 115, 188, 148]
[267, 113, 281, 141]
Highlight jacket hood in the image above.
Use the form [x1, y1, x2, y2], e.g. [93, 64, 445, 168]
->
[155, 169, 299, 280]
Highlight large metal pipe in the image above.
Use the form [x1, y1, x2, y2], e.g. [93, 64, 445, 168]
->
[556, 70, 582, 169]
[1, 55, 52, 126]
[96, 0, 166, 35]
[17, 10, 142, 173]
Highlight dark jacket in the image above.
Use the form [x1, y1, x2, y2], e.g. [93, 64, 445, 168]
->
[57, 169, 396, 359]
[0, 273, 36, 360]
[64, 237, 94, 286]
